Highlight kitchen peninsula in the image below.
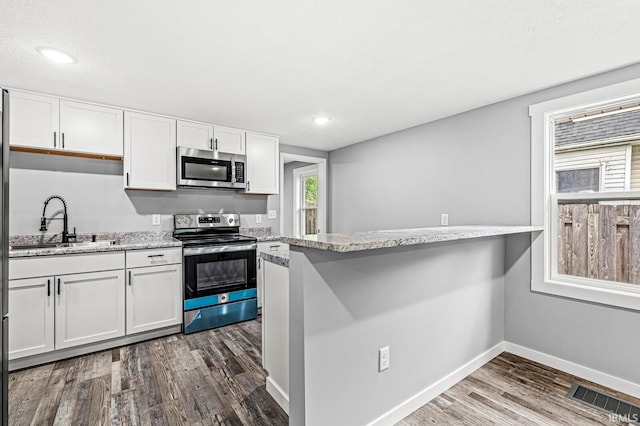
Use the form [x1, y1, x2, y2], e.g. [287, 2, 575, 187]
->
[281, 225, 542, 426]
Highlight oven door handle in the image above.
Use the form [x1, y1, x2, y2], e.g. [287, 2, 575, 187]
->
[183, 243, 257, 256]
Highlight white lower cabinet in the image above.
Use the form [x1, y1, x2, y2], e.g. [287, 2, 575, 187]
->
[55, 270, 125, 349]
[8, 277, 54, 359]
[256, 241, 288, 309]
[263, 260, 290, 413]
[126, 263, 182, 335]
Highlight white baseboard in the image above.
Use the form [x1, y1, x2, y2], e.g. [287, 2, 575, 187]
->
[266, 376, 289, 415]
[367, 342, 505, 426]
[503, 341, 640, 400]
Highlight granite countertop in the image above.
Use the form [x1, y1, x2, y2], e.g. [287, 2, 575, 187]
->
[240, 226, 280, 242]
[261, 250, 289, 268]
[9, 231, 182, 258]
[280, 225, 543, 253]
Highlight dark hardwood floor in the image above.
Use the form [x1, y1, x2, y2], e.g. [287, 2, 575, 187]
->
[10, 324, 640, 425]
[399, 352, 640, 425]
[8, 318, 288, 425]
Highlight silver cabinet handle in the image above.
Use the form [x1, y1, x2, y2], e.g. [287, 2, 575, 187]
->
[126, 172, 129, 187]
[57, 278, 61, 295]
[214, 138, 218, 150]
[47, 279, 51, 297]
[258, 258, 261, 269]
[210, 138, 213, 150]
[61, 132, 65, 149]
[53, 131, 57, 148]
[247, 181, 250, 192]
[128, 270, 132, 286]
[147, 254, 165, 258]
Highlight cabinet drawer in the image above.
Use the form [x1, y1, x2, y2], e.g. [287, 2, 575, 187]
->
[9, 252, 125, 280]
[126, 248, 182, 268]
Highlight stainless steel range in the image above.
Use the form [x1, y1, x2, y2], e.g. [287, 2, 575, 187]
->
[174, 213, 257, 334]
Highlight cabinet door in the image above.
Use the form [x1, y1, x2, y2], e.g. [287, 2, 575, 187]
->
[263, 262, 289, 398]
[246, 132, 279, 194]
[124, 111, 177, 190]
[126, 264, 182, 335]
[177, 120, 213, 151]
[9, 91, 59, 149]
[55, 270, 125, 349]
[8, 277, 55, 359]
[214, 125, 245, 155]
[59, 100, 124, 156]
[256, 242, 285, 310]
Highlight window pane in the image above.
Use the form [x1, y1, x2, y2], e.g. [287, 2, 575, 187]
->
[557, 200, 640, 285]
[556, 168, 599, 193]
[304, 175, 317, 208]
[304, 208, 317, 235]
[553, 111, 640, 194]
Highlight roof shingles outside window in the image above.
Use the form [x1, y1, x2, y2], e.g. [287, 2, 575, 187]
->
[554, 110, 640, 147]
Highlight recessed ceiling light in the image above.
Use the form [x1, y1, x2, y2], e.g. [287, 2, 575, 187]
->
[313, 116, 331, 125]
[36, 47, 76, 64]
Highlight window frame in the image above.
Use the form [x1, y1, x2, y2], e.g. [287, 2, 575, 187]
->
[530, 77, 640, 311]
[293, 164, 320, 236]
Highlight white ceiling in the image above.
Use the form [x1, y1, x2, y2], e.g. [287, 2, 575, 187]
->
[2, 1, 640, 151]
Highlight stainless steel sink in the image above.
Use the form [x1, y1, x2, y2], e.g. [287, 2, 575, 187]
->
[9, 240, 118, 250]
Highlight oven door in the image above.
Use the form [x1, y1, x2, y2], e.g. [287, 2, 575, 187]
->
[183, 243, 257, 300]
[179, 153, 233, 188]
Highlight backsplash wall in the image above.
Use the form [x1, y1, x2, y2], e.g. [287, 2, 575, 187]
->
[9, 151, 279, 236]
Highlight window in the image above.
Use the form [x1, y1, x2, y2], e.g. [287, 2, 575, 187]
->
[530, 78, 640, 311]
[293, 164, 320, 236]
[556, 167, 601, 193]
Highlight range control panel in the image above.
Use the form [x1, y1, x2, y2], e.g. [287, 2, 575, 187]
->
[174, 213, 240, 229]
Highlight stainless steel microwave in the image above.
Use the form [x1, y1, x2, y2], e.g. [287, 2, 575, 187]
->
[177, 147, 246, 189]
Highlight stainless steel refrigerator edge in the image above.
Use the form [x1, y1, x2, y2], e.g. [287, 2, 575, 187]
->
[0, 89, 9, 425]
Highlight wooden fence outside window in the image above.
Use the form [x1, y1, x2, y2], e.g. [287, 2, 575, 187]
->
[558, 203, 640, 284]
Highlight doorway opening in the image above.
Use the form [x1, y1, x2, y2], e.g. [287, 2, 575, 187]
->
[279, 153, 326, 236]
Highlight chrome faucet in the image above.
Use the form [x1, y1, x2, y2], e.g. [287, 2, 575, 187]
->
[40, 195, 76, 243]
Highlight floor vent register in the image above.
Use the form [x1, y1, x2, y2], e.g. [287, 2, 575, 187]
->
[567, 383, 640, 425]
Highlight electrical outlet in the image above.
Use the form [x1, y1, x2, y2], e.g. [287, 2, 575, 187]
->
[268, 210, 277, 219]
[440, 213, 449, 226]
[379, 346, 390, 372]
[256, 214, 262, 224]
[152, 214, 161, 226]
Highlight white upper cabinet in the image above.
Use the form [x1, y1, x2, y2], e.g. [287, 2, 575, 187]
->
[124, 111, 177, 191]
[214, 125, 245, 155]
[59, 100, 123, 156]
[246, 132, 279, 194]
[9, 90, 123, 157]
[9, 91, 59, 149]
[176, 119, 214, 151]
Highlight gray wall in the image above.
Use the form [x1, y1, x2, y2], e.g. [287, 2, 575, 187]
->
[328, 63, 640, 384]
[9, 143, 328, 238]
[9, 152, 277, 236]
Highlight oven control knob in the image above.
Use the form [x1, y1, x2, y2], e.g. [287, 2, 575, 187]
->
[228, 217, 233, 224]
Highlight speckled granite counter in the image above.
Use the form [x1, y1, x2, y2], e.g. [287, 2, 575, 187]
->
[261, 250, 289, 268]
[9, 231, 181, 258]
[240, 226, 281, 242]
[281, 225, 543, 253]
